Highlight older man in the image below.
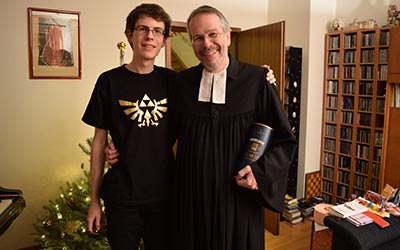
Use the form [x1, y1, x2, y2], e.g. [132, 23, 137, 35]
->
[170, 5, 296, 250]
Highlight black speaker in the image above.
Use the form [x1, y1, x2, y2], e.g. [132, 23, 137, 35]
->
[284, 46, 302, 197]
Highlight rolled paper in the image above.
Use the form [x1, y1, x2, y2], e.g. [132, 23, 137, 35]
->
[314, 203, 334, 226]
[235, 122, 273, 175]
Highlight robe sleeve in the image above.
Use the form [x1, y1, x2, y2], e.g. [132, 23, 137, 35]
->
[251, 68, 297, 212]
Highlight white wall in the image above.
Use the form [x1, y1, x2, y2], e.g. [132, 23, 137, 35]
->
[336, 0, 396, 26]
[302, 0, 336, 198]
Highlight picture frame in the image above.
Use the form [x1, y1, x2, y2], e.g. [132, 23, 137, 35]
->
[28, 7, 81, 79]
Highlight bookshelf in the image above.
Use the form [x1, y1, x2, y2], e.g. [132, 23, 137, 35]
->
[321, 27, 391, 204]
[382, 26, 400, 189]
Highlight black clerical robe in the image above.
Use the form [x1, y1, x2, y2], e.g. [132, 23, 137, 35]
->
[172, 56, 297, 250]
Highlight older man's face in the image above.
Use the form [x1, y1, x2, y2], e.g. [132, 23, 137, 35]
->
[188, 13, 231, 73]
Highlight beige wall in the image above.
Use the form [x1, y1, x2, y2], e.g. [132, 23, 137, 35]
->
[0, 0, 398, 248]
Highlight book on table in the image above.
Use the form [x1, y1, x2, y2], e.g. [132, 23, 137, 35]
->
[328, 199, 368, 218]
[346, 213, 374, 227]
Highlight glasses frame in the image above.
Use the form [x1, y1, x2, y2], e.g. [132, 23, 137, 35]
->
[134, 25, 166, 37]
[191, 31, 223, 45]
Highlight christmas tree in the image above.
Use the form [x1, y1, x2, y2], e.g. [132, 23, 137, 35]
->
[33, 138, 146, 249]
[33, 138, 110, 250]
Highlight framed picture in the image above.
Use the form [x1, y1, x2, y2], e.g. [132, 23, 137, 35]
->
[28, 8, 81, 79]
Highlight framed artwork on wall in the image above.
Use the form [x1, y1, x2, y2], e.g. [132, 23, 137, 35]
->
[28, 7, 81, 79]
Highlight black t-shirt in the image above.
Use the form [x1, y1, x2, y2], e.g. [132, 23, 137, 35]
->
[82, 65, 177, 205]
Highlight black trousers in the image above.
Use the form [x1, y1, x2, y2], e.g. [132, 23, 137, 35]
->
[105, 200, 171, 250]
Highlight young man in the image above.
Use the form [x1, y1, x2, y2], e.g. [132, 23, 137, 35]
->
[82, 4, 176, 250]
[102, 4, 280, 250]
[170, 5, 297, 250]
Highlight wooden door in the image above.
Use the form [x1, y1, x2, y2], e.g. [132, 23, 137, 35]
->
[235, 21, 286, 99]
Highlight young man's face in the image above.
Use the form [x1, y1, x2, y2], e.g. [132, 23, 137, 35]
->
[127, 15, 167, 62]
[188, 13, 231, 73]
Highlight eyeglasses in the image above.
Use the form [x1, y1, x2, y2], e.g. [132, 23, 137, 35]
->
[134, 25, 165, 37]
[191, 32, 222, 45]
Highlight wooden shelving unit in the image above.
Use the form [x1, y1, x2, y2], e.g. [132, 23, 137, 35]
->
[382, 26, 400, 189]
[320, 27, 393, 204]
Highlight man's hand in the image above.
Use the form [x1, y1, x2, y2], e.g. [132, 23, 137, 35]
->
[261, 65, 276, 86]
[234, 165, 259, 190]
[105, 142, 119, 167]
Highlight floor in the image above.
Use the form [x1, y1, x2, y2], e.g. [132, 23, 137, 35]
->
[265, 219, 313, 250]
[18, 219, 314, 250]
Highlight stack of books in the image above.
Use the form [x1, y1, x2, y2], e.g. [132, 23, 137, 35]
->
[297, 196, 325, 220]
[282, 194, 302, 225]
[298, 198, 315, 219]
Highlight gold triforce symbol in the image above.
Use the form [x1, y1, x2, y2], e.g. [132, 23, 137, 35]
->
[119, 94, 167, 128]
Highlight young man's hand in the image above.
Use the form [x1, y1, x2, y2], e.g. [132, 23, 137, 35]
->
[262, 65, 277, 86]
[87, 200, 102, 235]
